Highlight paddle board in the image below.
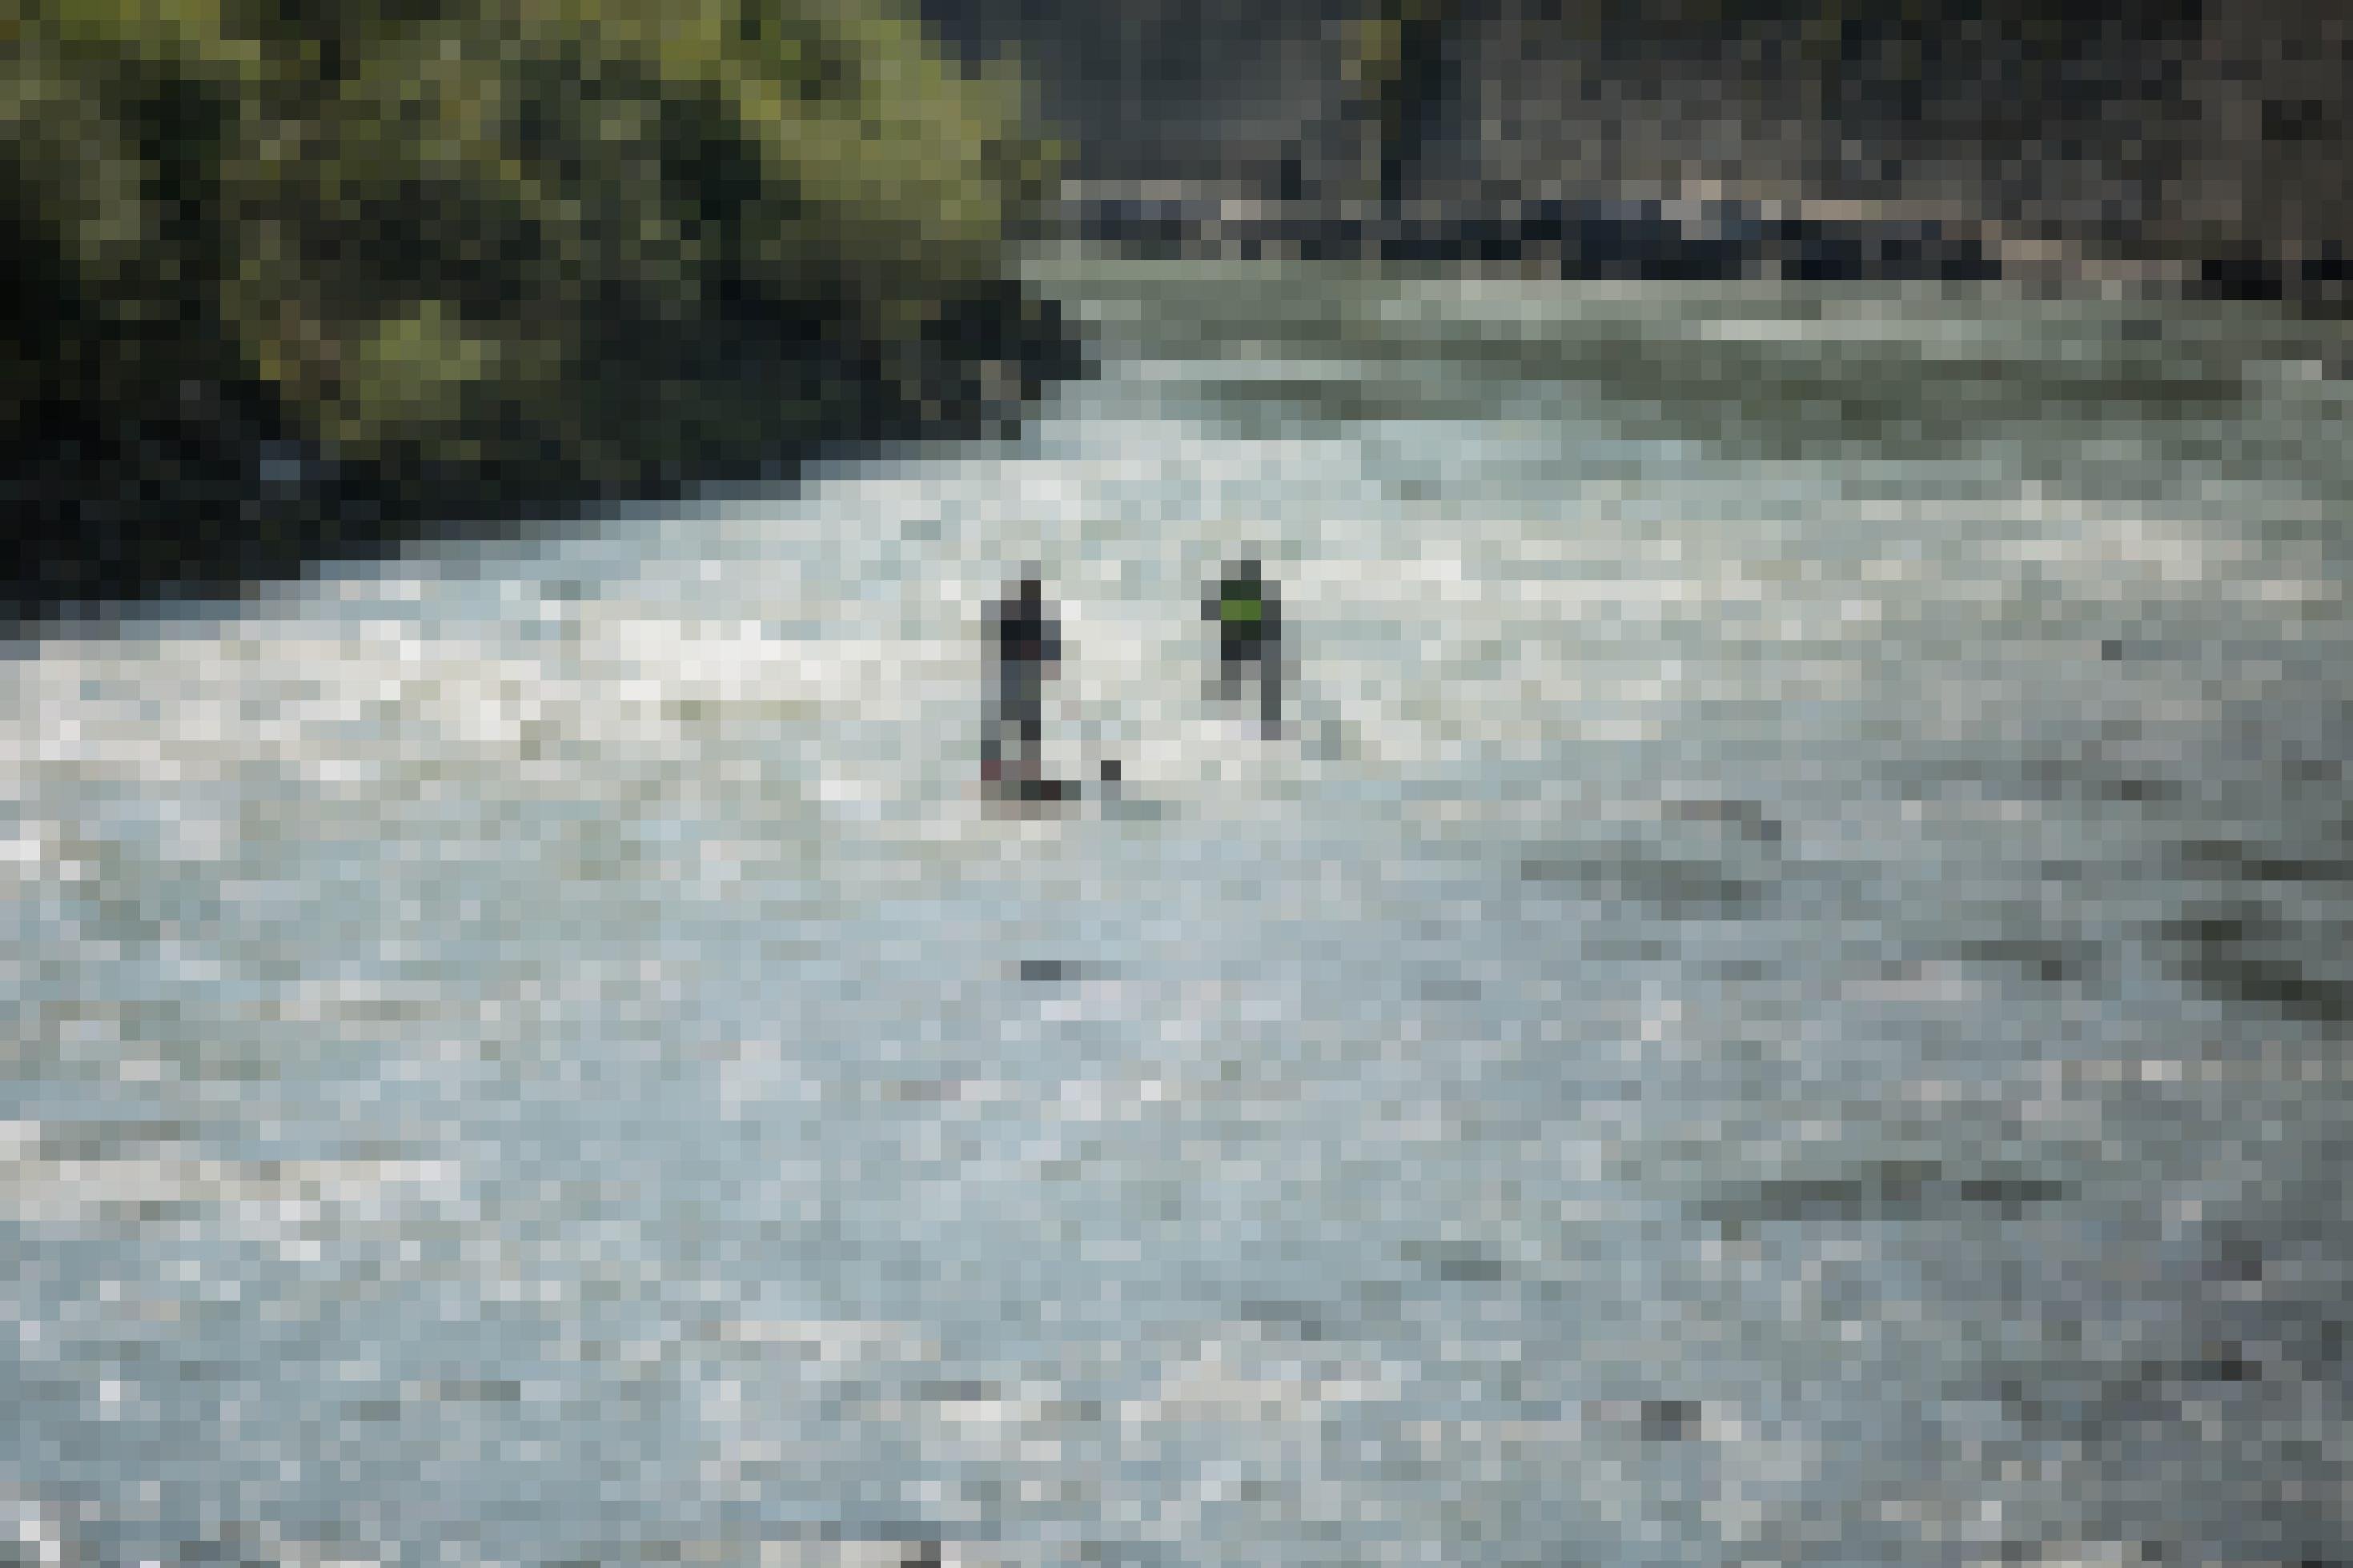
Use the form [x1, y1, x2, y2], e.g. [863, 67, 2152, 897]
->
[982, 760, 1160, 818]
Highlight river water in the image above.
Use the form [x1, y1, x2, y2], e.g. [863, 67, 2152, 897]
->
[4, 255, 2349, 1566]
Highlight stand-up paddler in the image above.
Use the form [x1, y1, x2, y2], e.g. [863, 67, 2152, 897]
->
[1205, 556, 1282, 737]
[983, 573, 1062, 788]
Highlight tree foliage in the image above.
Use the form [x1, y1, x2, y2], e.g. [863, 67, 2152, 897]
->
[2, 0, 1060, 491]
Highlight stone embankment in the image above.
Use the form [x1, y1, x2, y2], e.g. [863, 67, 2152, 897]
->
[1050, 182, 2347, 308]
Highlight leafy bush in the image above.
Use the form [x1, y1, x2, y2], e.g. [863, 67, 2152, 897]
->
[2, 0, 1062, 498]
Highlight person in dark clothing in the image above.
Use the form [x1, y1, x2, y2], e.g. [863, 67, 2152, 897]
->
[983, 573, 1062, 787]
[1204, 556, 1282, 736]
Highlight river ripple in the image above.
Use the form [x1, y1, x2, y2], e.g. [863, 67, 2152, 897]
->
[3, 258, 2348, 1566]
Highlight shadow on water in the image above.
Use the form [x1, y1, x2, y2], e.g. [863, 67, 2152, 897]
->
[2147, 786, 2353, 1024]
[0, 435, 798, 644]
[1519, 837, 1778, 921]
[1691, 1159, 2076, 1228]
[2153, 899, 2353, 1025]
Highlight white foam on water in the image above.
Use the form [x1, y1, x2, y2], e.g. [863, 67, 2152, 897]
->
[3, 255, 2347, 1568]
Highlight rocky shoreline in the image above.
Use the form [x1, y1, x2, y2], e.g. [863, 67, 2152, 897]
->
[1051, 190, 2351, 311]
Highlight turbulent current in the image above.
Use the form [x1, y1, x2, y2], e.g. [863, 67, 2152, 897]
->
[3, 255, 2348, 1566]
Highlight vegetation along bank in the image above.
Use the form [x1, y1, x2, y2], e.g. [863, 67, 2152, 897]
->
[1, 0, 1081, 624]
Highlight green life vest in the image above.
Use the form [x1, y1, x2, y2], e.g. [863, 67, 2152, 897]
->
[1220, 595, 1262, 627]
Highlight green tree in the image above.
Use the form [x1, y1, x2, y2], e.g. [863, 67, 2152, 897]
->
[3, 0, 1062, 515]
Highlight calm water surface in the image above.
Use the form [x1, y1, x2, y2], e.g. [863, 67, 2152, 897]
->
[4, 255, 2349, 1566]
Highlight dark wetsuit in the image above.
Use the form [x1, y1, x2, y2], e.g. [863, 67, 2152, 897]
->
[1205, 561, 1282, 735]
[985, 583, 1061, 780]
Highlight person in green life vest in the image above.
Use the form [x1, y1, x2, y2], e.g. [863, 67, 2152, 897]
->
[1204, 555, 1283, 736]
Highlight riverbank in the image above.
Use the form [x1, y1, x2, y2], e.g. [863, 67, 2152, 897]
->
[1050, 185, 2352, 311]
[1, 0, 1078, 635]
[2, 279, 1085, 636]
